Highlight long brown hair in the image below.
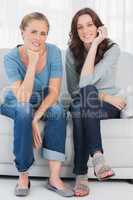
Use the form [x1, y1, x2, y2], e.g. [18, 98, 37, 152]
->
[69, 8, 114, 74]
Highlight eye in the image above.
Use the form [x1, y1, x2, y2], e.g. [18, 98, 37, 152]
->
[31, 30, 37, 34]
[87, 23, 94, 27]
[77, 26, 83, 30]
[41, 32, 47, 36]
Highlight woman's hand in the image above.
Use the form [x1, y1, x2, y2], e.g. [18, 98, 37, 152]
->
[27, 49, 39, 67]
[103, 94, 127, 110]
[93, 26, 108, 46]
[32, 118, 42, 149]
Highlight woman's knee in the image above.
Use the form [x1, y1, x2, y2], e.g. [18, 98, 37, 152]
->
[47, 103, 65, 119]
[15, 102, 33, 119]
[80, 84, 98, 95]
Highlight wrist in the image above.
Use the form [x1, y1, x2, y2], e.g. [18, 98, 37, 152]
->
[91, 40, 99, 48]
[33, 114, 40, 122]
[104, 94, 112, 103]
[33, 111, 44, 122]
[28, 63, 36, 68]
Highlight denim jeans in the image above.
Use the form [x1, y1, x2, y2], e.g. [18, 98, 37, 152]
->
[70, 85, 120, 175]
[0, 91, 66, 172]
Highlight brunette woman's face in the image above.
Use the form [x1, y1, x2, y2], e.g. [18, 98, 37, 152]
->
[77, 14, 97, 46]
[21, 19, 48, 52]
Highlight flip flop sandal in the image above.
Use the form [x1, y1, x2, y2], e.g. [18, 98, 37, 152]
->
[92, 153, 115, 181]
[94, 165, 115, 181]
[74, 182, 90, 197]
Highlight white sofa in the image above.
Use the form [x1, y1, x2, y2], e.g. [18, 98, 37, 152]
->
[0, 49, 133, 182]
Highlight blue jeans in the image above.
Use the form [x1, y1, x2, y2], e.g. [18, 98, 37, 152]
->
[0, 93, 66, 172]
[70, 85, 120, 175]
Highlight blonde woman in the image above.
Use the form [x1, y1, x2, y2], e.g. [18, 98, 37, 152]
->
[0, 12, 74, 197]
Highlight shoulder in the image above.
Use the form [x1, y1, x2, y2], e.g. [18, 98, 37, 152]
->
[4, 47, 20, 66]
[97, 41, 121, 67]
[66, 47, 73, 57]
[4, 47, 18, 59]
[65, 47, 75, 64]
[105, 40, 120, 57]
[46, 42, 61, 54]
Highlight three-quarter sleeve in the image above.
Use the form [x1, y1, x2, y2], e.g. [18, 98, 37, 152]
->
[4, 54, 22, 84]
[79, 44, 120, 88]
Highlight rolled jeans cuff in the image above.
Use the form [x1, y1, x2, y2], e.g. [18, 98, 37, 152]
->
[42, 148, 66, 162]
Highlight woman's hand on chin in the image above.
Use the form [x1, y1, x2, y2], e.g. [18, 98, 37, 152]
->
[93, 26, 108, 46]
[26, 48, 40, 67]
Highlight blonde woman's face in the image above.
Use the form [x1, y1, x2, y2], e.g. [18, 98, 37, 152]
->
[77, 14, 97, 46]
[21, 19, 48, 52]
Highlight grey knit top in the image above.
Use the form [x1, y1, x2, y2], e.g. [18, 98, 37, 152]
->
[65, 43, 121, 99]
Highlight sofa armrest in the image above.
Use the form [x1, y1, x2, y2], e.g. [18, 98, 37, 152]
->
[120, 95, 133, 118]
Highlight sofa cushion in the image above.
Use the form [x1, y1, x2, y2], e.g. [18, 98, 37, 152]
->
[101, 118, 133, 138]
[0, 114, 13, 134]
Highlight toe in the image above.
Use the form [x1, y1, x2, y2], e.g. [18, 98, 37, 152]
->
[75, 189, 89, 197]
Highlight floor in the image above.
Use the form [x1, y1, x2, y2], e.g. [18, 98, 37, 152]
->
[0, 177, 133, 200]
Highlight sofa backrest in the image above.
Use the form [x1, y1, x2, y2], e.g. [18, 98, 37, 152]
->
[0, 49, 10, 91]
[0, 49, 133, 99]
[116, 52, 133, 89]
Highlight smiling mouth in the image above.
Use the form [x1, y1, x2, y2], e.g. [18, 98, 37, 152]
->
[32, 42, 40, 47]
[83, 35, 93, 39]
